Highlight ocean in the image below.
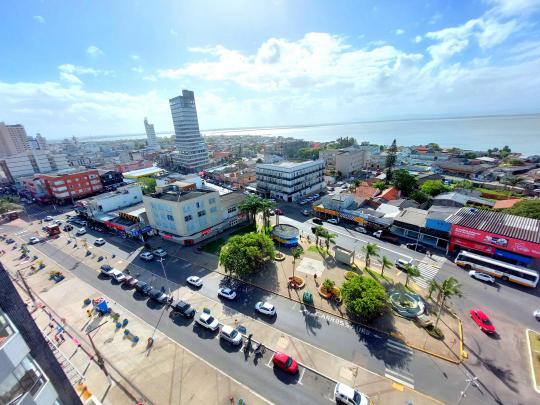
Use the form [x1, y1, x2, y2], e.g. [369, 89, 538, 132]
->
[82, 114, 540, 156]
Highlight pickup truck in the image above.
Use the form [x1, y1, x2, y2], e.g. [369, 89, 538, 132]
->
[372, 230, 400, 244]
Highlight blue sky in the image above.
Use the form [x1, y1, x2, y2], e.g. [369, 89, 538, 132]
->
[1, 0, 540, 139]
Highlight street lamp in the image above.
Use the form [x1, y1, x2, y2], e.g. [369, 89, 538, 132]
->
[457, 373, 479, 404]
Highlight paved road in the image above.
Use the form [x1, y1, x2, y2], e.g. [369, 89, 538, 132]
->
[4, 205, 539, 404]
[10, 233, 336, 405]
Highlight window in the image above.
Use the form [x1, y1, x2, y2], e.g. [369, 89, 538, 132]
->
[0, 355, 45, 404]
[227, 207, 237, 213]
[198, 210, 206, 217]
[166, 214, 174, 221]
[209, 197, 216, 204]
[210, 206, 217, 213]
[184, 215, 192, 222]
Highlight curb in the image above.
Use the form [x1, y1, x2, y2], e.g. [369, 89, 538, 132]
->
[192, 251, 462, 364]
[525, 329, 540, 394]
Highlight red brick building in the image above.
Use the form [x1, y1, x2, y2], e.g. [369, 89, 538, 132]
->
[32, 169, 103, 203]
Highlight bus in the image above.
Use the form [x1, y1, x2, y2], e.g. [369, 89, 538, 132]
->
[455, 251, 539, 288]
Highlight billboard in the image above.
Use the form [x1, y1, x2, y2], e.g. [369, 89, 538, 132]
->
[451, 225, 540, 258]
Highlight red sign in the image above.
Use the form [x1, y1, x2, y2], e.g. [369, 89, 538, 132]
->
[104, 221, 125, 231]
[451, 237, 495, 254]
[451, 225, 540, 258]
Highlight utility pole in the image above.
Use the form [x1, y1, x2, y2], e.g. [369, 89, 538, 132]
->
[457, 373, 479, 404]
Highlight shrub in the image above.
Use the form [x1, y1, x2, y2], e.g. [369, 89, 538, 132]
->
[322, 279, 335, 293]
[425, 324, 444, 339]
[345, 271, 358, 280]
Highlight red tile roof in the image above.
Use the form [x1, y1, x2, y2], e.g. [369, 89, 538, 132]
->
[354, 182, 379, 201]
[379, 187, 400, 201]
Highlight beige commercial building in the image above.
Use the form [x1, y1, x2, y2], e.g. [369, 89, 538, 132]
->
[319, 147, 370, 177]
[143, 182, 246, 245]
[0, 122, 30, 158]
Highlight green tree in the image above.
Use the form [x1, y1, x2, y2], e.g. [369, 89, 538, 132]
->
[435, 277, 462, 328]
[291, 246, 304, 279]
[379, 256, 393, 277]
[452, 180, 474, 190]
[420, 180, 451, 197]
[260, 199, 276, 229]
[500, 145, 511, 159]
[463, 152, 477, 159]
[323, 230, 336, 251]
[502, 175, 523, 188]
[313, 225, 326, 246]
[0, 197, 22, 214]
[322, 278, 335, 293]
[391, 169, 418, 197]
[334, 137, 357, 148]
[297, 147, 321, 160]
[239, 195, 264, 223]
[503, 158, 524, 166]
[505, 200, 540, 219]
[20, 243, 29, 257]
[341, 275, 388, 320]
[385, 139, 398, 183]
[137, 177, 157, 194]
[361, 243, 380, 268]
[410, 190, 429, 204]
[404, 264, 421, 287]
[428, 279, 441, 300]
[372, 181, 387, 192]
[219, 232, 276, 278]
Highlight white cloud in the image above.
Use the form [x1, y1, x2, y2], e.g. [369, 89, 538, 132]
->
[414, 35, 423, 44]
[58, 64, 111, 76]
[86, 45, 104, 56]
[132, 66, 144, 73]
[476, 18, 519, 49]
[429, 13, 442, 25]
[485, 0, 540, 17]
[394, 29, 405, 35]
[59, 72, 83, 85]
[33, 15, 45, 24]
[131, 54, 140, 61]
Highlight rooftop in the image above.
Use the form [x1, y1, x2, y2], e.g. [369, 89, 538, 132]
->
[448, 207, 540, 243]
[149, 188, 214, 203]
[393, 208, 428, 228]
[433, 191, 495, 207]
[256, 160, 323, 171]
[123, 166, 163, 178]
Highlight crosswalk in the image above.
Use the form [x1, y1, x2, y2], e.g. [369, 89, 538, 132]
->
[384, 339, 415, 389]
[412, 261, 440, 289]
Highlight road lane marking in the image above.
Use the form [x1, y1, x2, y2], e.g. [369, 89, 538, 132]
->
[297, 368, 306, 385]
[384, 369, 414, 389]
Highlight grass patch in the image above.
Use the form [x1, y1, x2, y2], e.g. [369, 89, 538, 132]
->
[307, 245, 328, 256]
[365, 267, 392, 283]
[200, 238, 225, 254]
[476, 187, 522, 198]
[527, 330, 540, 389]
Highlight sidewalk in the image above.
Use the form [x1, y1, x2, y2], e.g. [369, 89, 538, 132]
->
[1, 243, 268, 405]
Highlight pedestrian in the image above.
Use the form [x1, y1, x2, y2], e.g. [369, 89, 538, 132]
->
[59, 334, 65, 343]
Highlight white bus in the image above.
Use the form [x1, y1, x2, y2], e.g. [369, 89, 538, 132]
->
[455, 251, 539, 288]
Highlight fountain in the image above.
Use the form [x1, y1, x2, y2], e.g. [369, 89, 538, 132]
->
[389, 288, 425, 318]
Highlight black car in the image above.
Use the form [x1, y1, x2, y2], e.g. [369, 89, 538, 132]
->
[148, 288, 168, 303]
[5, 238, 15, 244]
[63, 224, 73, 231]
[135, 281, 152, 295]
[171, 300, 196, 318]
[312, 218, 323, 225]
[100, 264, 112, 271]
[405, 243, 427, 253]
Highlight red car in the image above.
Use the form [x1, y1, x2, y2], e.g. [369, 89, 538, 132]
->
[272, 352, 299, 374]
[470, 309, 495, 333]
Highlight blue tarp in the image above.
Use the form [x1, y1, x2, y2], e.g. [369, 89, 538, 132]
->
[95, 301, 109, 314]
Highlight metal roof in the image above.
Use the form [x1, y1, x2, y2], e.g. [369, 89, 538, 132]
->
[448, 207, 540, 243]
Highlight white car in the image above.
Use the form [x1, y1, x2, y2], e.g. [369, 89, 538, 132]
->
[109, 269, 126, 283]
[100, 265, 114, 276]
[299, 199, 308, 205]
[44, 216, 53, 221]
[395, 258, 413, 270]
[94, 238, 106, 246]
[76, 227, 87, 236]
[468, 270, 495, 284]
[255, 301, 276, 316]
[54, 220, 62, 225]
[534, 309, 540, 321]
[220, 325, 243, 345]
[196, 312, 219, 331]
[334, 382, 369, 405]
[152, 248, 167, 257]
[373, 230, 383, 238]
[29, 236, 40, 244]
[217, 287, 237, 300]
[139, 251, 154, 261]
[354, 226, 368, 234]
[186, 275, 203, 287]
[328, 218, 340, 224]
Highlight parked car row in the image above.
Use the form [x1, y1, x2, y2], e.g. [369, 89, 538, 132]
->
[139, 248, 168, 261]
[299, 193, 320, 205]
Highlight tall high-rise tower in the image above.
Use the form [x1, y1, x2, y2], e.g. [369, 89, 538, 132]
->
[0, 122, 30, 158]
[144, 117, 160, 150]
[169, 90, 209, 172]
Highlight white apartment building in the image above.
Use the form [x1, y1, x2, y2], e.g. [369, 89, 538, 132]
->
[80, 184, 143, 217]
[144, 117, 160, 150]
[0, 310, 60, 405]
[319, 147, 370, 177]
[0, 150, 69, 183]
[169, 90, 210, 172]
[0, 122, 30, 158]
[143, 183, 246, 245]
[256, 160, 325, 202]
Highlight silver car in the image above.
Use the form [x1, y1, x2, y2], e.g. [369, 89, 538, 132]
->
[220, 325, 243, 345]
[468, 270, 495, 284]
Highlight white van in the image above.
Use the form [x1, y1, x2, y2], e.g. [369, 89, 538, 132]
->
[334, 383, 368, 405]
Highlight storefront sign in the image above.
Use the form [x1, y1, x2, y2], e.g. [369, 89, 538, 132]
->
[104, 221, 125, 231]
[451, 225, 540, 258]
[452, 237, 495, 254]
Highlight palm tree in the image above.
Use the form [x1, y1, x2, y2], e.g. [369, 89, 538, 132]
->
[361, 243, 380, 268]
[260, 199, 276, 229]
[428, 279, 441, 300]
[404, 264, 421, 287]
[20, 243, 29, 257]
[291, 246, 304, 279]
[379, 256, 393, 277]
[435, 277, 462, 328]
[314, 225, 325, 246]
[239, 194, 263, 223]
[81, 239, 89, 253]
[323, 231, 336, 252]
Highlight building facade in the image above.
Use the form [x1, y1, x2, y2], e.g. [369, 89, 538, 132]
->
[0, 122, 30, 158]
[256, 160, 324, 202]
[0, 151, 70, 184]
[169, 90, 209, 172]
[319, 147, 370, 177]
[144, 117, 160, 150]
[77, 184, 143, 216]
[24, 169, 103, 203]
[143, 183, 246, 245]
